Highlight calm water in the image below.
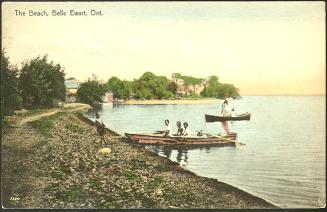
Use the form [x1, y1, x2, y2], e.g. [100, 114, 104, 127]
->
[84, 96, 326, 208]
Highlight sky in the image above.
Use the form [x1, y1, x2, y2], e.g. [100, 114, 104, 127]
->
[2, 1, 325, 95]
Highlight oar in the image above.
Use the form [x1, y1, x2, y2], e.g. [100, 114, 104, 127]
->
[196, 131, 245, 146]
[154, 130, 165, 134]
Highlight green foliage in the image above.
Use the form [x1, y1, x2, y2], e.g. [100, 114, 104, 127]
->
[167, 81, 177, 95]
[1, 50, 22, 118]
[201, 75, 240, 99]
[134, 72, 173, 99]
[173, 73, 204, 95]
[106, 77, 123, 99]
[55, 186, 84, 202]
[77, 79, 106, 105]
[29, 112, 62, 137]
[105, 72, 239, 100]
[19, 55, 66, 108]
[106, 72, 174, 100]
[147, 176, 165, 188]
[66, 123, 84, 133]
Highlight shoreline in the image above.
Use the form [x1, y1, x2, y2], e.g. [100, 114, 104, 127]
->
[2, 106, 277, 209]
[118, 98, 220, 105]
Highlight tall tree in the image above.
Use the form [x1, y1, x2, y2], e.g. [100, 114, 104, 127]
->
[1, 50, 22, 117]
[201, 75, 239, 98]
[19, 55, 66, 107]
[106, 76, 124, 99]
[172, 73, 203, 95]
[77, 79, 106, 105]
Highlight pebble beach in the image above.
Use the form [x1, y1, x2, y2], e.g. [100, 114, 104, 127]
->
[1, 106, 277, 209]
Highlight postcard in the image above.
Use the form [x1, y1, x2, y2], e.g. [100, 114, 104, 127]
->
[1, 1, 325, 209]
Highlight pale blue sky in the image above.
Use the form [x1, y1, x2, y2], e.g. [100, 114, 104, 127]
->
[2, 1, 325, 95]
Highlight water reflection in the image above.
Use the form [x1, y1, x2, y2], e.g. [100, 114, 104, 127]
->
[83, 96, 326, 208]
[145, 145, 217, 164]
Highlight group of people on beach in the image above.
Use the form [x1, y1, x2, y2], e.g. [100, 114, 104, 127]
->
[163, 119, 191, 137]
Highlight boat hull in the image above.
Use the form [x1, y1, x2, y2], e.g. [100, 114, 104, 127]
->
[205, 113, 251, 122]
[125, 132, 238, 146]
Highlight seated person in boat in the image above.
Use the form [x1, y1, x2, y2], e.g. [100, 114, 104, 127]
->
[221, 99, 231, 117]
[95, 112, 106, 144]
[164, 119, 172, 137]
[175, 121, 184, 136]
[197, 130, 204, 136]
[230, 108, 235, 117]
[182, 122, 191, 136]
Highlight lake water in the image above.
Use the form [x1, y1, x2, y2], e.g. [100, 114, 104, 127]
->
[84, 96, 326, 208]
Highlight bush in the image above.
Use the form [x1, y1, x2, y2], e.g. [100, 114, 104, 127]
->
[1, 50, 22, 120]
[19, 55, 66, 108]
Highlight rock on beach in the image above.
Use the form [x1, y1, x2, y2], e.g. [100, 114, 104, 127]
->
[1, 109, 277, 209]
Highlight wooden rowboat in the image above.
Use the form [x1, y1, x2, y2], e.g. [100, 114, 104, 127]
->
[125, 132, 241, 146]
[205, 113, 251, 122]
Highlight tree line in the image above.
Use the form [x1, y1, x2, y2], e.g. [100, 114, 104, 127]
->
[1, 50, 240, 122]
[1, 50, 66, 121]
[104, 72, 240, 100]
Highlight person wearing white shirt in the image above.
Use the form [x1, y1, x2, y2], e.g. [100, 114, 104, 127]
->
[164, 120, 172, 137]
[182, 122, 191, 136]
[95, 112, 106, 144]
[230, 108, 236, 117]
[176, 121, 184, 136]
[221, 99, 231, 117]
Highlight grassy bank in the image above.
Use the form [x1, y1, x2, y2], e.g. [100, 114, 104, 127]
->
[1, 109, 277, 209]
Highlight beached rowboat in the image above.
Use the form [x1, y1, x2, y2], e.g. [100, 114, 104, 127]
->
[205, 113, 251, 122]
[124, 132, 240, 146]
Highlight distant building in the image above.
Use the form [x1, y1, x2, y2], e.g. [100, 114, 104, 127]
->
[103, 92, 114, 103]
[65, 78, 79, 103]
[171, 73, 208, 96]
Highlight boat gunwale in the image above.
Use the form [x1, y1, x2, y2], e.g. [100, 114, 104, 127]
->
[205, 113, 251, 122]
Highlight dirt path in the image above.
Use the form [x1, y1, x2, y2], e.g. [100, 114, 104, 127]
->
[2, 105, 277, 209]
[17, 104, 91, 126]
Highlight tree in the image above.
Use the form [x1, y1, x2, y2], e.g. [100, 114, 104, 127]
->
[172, 73, 203, 95]
[167, 81, 177, 95]
[134, 72, 173, 99]
[77, 79, 106, 105]
[19, 55, 66, 108]
[1, 50, 22, 117]
[201, 75, 240, 98]
[106, 76, 124, 99]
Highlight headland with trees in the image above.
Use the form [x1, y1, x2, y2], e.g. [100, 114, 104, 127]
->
[1, 51, 240, 122]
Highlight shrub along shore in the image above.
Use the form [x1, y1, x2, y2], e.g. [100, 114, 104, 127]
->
[2, 107, 277, 209]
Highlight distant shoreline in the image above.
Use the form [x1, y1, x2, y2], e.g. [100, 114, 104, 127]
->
[241, 94, 325, 96]
[118, 98, 220, 105]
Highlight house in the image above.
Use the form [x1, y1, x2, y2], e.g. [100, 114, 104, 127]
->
[103, 92, 114, 103]
[65, 78, 79, 103]
[171, 73, 208, 96]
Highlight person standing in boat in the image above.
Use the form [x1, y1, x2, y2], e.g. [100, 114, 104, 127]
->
[176, 121, 184, 136]
[221, 121, 230, 135]
[221, 99, 231, 135]
[95, 112, 106, 144]
[221, 99, 231, 117]
[182, 122, 191, 136]
[164, 119, 172, 137]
